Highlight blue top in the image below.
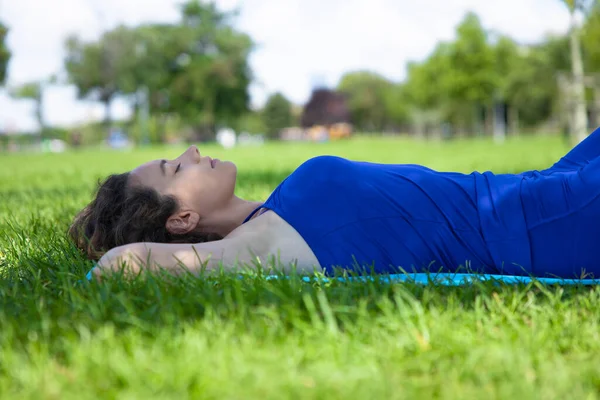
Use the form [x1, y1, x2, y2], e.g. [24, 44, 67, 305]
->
[244, 155, 533, 276]
[243, 135, 600, 280]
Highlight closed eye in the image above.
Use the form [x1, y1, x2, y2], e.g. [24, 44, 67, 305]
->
[175, 163, 181, 174]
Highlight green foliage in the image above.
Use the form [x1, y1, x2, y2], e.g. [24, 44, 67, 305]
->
[165, 1, 253, 131]
[0, 21, 10, 85]
[9, 81, 46, 132]
[561, 0, 596, 13]
[63, 1, 253, 135]
[10, 82, 42, 101]
[503, 36, 570, 127]
[493, 36, 520, 93]
[337, 71, 409, 131]
[262, 92, 294, 138]
[74, 121, 114, 146]
[403, 13, 501, 132]
[64, 25, 138, 124]
[9, 79, 68, 135]
[404, 43, 452, 111]
[128, 114, 187, 144]
[401, 11, 585, 132]
[581, 2, 600, 71]
[447, 13, 498, 105]
[233, 111, 267, 135]
[42, 126, 71, 141]
[50, 6, 600, 140]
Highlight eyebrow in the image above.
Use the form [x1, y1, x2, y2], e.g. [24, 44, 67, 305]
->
[160, 159, 166, 176]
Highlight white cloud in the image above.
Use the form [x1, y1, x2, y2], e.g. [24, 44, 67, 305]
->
[0, 0, 572, 132]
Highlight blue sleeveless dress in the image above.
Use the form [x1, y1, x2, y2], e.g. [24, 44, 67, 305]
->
[244, 127, 600, 279]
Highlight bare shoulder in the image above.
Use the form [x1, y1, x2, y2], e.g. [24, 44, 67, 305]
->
[225, 209, 322, 273]
[96, 209, 323, 277]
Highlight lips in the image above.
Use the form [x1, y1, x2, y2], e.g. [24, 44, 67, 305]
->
[210, 158, 219, 168]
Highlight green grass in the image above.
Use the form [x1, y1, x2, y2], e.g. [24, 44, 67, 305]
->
[2, 134, 600, 399]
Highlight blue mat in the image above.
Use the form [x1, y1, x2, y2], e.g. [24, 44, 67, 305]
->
[85, 266, 600, 286]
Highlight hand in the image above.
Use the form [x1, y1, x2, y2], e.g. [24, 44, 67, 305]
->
[94, 244, 146, 280]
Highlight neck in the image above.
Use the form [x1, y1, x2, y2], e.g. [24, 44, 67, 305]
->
[198, 196, 263, 238]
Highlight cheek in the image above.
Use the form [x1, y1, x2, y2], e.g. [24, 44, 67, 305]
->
[183, 171, 224, 205]
[165, 175, 201, 205]
[173, 168, 236, 207]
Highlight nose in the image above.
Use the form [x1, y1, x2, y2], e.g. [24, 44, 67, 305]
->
[177, 145, 201, 163]
[188, 145, 200, 158]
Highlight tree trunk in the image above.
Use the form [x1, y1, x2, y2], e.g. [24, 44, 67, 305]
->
[103, 95, 113, 129]
[412, 109, 426, 140]
[569, 8, 588, 145]
[594, 86, 600, 127]
[508, 105, 519, 136]
[485, 103, 493, 136]
[35, 92, 46, 136]
[138, 86, 151, 145]
[472, 104, 482, 137]
[492, 101, 506, 144]
[158, 113, 169, 143]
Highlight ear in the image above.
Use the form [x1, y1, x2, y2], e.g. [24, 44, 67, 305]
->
[166, 210, 200, 235]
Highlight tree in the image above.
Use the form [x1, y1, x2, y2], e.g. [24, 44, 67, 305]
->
[382, 84, 410, 131]
[445, 12, 498, 134]
[404, 43, 452, 112]
[491, 36, 521, 135]
[116, 23, 193, 143]
[232, 111, 266, 135]
[402, 14, 499, 137]
[337, 71, 408, 132]
[262, 92, 293, 138]
[582, 2, 600, 71]
[62, 1, 253, 141]
[166, 0, 253, 138]
[561, 0, 595, 144]
[0, 21, 10, 85]
[501, 37, 570, 129]
[64, 26, 138, 127]
[117, 24, 182, 113]
[403, 47, 453, 138]
[10, 82, 45, 133]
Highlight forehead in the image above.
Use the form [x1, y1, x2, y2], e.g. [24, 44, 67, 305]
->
[129, 159, 164, 187]
[131, 159, 162, 175]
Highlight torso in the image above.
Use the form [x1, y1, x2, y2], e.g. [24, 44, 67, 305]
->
[228, 155, 530, 275]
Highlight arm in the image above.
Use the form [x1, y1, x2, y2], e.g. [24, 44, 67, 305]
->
[94, 236, 269, 279]
[93, 210, 323, 280]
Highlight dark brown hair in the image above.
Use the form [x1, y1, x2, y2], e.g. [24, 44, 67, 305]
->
[69, 172, 222, 260]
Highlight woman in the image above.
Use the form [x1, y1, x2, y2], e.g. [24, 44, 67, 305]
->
[72, 127, 600, 280]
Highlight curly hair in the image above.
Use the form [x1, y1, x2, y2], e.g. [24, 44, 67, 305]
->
[69, 172, 222, 260]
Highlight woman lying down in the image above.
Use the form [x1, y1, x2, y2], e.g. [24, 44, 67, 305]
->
[71, 127, 600, 281]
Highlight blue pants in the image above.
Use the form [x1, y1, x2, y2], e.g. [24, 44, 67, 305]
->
[520, 127, 600, 278]
[543, 127, 600, 173]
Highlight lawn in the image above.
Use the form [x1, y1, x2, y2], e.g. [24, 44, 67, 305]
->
[1, 134, 599, 399]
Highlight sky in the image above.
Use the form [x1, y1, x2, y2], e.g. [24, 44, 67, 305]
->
[0, 0, 573, 132]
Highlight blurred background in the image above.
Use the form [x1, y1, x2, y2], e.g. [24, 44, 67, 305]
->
[0, 0, 597, 152]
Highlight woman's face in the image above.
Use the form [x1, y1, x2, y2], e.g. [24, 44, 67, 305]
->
[129, 145, 238, 218]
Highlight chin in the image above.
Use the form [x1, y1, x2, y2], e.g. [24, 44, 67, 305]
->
[220, 160, 237, 171]
[218, 160, 237, 179]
